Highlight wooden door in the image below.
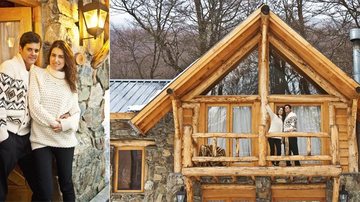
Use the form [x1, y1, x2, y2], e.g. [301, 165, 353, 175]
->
[202, 186, 256, 202]
[0, 7, 33, 202]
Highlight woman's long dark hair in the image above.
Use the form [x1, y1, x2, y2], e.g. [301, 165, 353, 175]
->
[47, 40, 77, 93]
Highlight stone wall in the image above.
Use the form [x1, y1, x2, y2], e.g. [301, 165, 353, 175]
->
[41, 1, 109, 201]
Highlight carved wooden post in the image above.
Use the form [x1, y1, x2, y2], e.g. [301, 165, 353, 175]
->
[258, 5, 270, 166]
[168, 88, 182, 173]
[332, 177, 340, 202]
[348, 99, 358, 172]
[183, 125, 193, 168]
[329, 104, 339, 165]
[184, 177, 193, 202]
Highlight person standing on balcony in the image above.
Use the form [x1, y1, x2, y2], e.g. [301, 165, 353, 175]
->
[265, 104, 284, 166]
[284, 104, 301, 166]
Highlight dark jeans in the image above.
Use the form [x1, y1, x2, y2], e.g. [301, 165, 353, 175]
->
[286, 137, 301, 166]
[33, 147, 75, 202]
[0, 131, 38, 201]
[268, 138, 281, 166]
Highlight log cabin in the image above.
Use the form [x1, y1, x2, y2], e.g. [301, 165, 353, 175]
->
[110, 5, 360, 202]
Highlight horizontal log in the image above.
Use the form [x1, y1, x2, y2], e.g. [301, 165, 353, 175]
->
[268, 95, 341, 103]
[189, 95, 260, 103]
[193, 133, 257, 138]
[271, 184, 326, 190]
[202, 184, 255, 190]
[266, 155, 332, 161]
[110, 140, 155, 147]
[193, 156, 258, 162]
[110, 112, 135, 120]
[182, 103, 200, 109]
[267, 132, 329, 138]
[182, 165, 341, 177]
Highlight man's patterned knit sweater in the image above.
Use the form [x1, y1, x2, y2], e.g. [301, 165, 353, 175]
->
[0, 53, 32, 142]
[29, 66, 80, 150]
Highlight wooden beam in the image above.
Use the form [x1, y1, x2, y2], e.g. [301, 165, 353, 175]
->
[269, 95, 341, 103]
[258, 11, 270, 167]
[348, 99, 359, 172]
[184, 177, 193, 202]
[193, 156, 258, 162]
[189, 95, 260, 103]
[33, 6, 43, 67]
[110, 140, 155, 147]
[266, 155, 332, 161]
[271, 184, 326, 190]
[332, 177, 340, 202]
[192, 105, 200, 157]
[193, 133, 257, 138]
[110, 112, 135, 120]
[267, 132, 329, 138]
[8, 0, 40, 7]
[182, 165, 342, 177]
[183, 126, 193, 168]
[202, 184, 255, 190]
[169, 90, 182, 173]
[268, 34, 348, 102]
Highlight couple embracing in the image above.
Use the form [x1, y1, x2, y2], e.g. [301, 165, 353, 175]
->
[0, 32, 80, 201]
[266, 104, 300, 167]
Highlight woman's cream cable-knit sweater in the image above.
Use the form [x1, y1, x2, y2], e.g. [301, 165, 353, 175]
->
[29, 66, 80, 150]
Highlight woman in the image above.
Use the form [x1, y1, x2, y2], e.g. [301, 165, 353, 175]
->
[29, 40, 80, 201]
[265, 104, 284, 166]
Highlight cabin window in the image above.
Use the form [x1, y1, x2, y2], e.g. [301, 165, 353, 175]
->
[293, 106, 322, 164]
[207, 105, 252, 157]
[113, 146, 145, 192]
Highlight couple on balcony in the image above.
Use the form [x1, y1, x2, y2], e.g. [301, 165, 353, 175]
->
[266, 104, 301, 167]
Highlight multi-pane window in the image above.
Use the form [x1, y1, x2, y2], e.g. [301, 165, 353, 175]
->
[206, 104, 253, 157]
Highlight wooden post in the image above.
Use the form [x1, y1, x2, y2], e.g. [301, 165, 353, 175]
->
[168, 88, 182, 173]
[184, 177, 193, 202]
[329, 104, 339, 165]
[332, 177, 340, 202]
[348, 99, 358, 172]
[183, 126, 193, 168]
[306, 137, 311, 156]
[192, 104, 200, 158]
[258, 6, 270, 166]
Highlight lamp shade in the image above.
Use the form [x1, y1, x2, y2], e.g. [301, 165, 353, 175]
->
[176, 186, 186, 202]
[81, 0, 108, 38]
[339, 185, 349, 202]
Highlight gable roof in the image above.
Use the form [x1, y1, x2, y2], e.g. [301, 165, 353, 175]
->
[110, 79, 171, 113]
[130, 5, 360, 134]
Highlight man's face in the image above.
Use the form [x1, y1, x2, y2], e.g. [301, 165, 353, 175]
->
[285, 106, 291, 114]
[19, 43, 40, 69]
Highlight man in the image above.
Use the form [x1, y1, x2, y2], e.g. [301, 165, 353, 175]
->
[283, 104, 301, 166]
[0, 31, 41, 201]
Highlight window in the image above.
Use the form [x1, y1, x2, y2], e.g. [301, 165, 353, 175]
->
[113, 146, 145, 192]
[206, 104, 253, 158]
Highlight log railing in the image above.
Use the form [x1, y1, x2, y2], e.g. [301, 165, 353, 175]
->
[185, 129, 337, 166]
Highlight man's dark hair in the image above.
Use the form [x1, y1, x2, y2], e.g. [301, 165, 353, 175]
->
[19, 31, 41, 48]
[284, 104, 292, 109]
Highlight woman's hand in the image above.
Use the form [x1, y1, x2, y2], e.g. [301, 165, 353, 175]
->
[51, 121, 62, 133]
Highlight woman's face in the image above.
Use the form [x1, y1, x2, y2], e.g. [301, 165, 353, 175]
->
[50, 47, 65, 71]
[278, 107, 284, 115]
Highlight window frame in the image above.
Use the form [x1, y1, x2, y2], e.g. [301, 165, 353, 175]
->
[204, 103, 256, 165]
[113, 146, 145, 193]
